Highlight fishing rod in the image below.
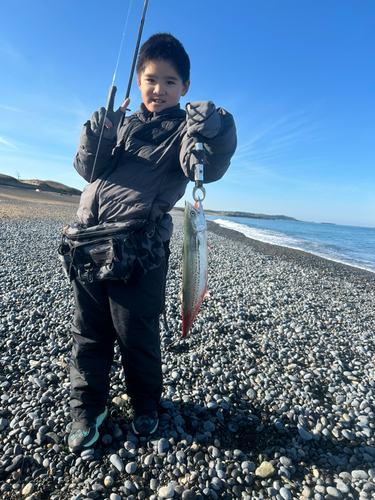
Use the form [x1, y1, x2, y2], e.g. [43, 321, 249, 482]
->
[90, 0, 149, 183]
[107, 0, 149, 118]
[125, 0, 149, 101]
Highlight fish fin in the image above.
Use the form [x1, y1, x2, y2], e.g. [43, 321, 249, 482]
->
[204, 291, 210, 299]
[178, 290, 182, 301]
[207, 242, 211, 249]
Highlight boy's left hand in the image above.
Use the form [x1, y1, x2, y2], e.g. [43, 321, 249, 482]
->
[90, 95, 130, 140]
[105, 86, 130, 129]
[186, 101, 222, 139]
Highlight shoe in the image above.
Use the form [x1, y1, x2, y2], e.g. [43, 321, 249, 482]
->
[68, 408, 108, 453]
[131, 410, 159, 436]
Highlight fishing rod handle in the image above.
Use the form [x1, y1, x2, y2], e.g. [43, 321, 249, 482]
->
[106, 85, 117, 112]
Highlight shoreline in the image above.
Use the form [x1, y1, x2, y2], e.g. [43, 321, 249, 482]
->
[0, 187, 373, 282]
[206, 219, 375, 283]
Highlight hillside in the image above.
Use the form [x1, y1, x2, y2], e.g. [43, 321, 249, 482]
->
[0, 174, 81, 196]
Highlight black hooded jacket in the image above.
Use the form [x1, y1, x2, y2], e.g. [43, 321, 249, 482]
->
[74, 103, 237, 240]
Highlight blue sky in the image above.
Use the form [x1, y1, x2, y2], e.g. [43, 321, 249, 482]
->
[0, 0, 374, 227]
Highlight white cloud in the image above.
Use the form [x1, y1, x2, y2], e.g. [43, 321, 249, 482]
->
[0, 104, 22, 113]
[0, 136, 18, 149]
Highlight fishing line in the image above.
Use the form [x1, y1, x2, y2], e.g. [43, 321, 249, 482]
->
[112, 0, 133, 88]
[89, 0, 134, 184]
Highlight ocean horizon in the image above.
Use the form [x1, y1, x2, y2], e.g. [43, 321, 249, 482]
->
[207, 215, 375, 274]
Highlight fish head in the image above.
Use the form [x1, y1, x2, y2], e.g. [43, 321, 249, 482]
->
[184, 200, 207, 233]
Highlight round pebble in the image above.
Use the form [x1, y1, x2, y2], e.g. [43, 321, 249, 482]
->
[125, 461, 137, 474]
[159, 485, 175, 498]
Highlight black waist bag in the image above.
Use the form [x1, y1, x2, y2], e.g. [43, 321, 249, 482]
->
[58, 220, 165, 286]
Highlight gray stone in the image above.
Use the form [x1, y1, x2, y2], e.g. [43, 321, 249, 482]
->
[182, 490, 196, 500]
[210, 477, 222, 490]
[5, 455, 23, 473]
[150, 478, 158, 490]
[279, 457, 292, 467]
[352, 470, 369, 480]
[241, 460, 256, 472]
[203, 421, 216, 432]
[125, 462, 137, 474]
[158, 438, 169, 454]
[110, 494, 122, 500]
[22, 483, 35, 496]
[159, 485, 175, 498]
[298, 425, 313, 441]
[325, 486, 342, 499]
[279, 487, 292, 500]
[109, 454, 124, 472]
[342, 429, 355, 440]
[364, 447, 375, 458]
[335, 481, 350, 494]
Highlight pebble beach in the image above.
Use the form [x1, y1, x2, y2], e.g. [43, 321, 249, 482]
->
[1, 189, 375, 500]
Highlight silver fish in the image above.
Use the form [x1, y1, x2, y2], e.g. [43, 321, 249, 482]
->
[182, 199, 208, 337]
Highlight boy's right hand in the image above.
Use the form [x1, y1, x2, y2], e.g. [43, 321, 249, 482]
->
[186, 101, 222, 139]
[90, 89, 130, 140]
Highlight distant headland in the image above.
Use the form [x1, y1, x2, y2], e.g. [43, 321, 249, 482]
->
[0, 173, 300, 222]
[0, 173, 82, 196]
[173, 206, 299, 222]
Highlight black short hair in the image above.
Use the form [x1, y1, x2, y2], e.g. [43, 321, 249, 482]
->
[136, 33, 190, 84]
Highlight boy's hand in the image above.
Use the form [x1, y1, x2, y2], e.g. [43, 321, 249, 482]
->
[90, 87, 130, 139]
[106, 85, 130, 128]
[186, 101, 222, 139]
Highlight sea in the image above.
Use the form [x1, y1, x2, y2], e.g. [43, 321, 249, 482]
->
[206, 215, 375, 274]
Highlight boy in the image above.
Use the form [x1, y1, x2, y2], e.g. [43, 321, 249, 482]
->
[67, 33, 236, 453]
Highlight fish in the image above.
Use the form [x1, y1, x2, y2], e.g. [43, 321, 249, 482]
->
[181, 199, 209, 338]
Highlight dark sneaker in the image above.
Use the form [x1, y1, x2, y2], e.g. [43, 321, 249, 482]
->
[131, 410, 159, 436]
[68, 408, 108, 453]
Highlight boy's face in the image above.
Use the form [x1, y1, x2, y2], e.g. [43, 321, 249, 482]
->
[137, 60, 190, 113]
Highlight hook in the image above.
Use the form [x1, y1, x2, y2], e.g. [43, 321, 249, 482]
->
[192, 186, 206, 202]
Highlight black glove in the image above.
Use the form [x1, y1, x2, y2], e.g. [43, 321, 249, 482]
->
[186, 101, 222, 139]
[90, 86, 125, 140]
[90, 107, 114, 139]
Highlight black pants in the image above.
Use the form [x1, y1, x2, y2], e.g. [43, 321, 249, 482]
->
[69, 253, 168, 421]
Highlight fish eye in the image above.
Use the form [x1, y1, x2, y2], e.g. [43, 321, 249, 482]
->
[190, 210, 196, 217]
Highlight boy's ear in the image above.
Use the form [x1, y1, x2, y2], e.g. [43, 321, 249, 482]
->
[181, 80, 190, 97]
[137, 77, 142, 89]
